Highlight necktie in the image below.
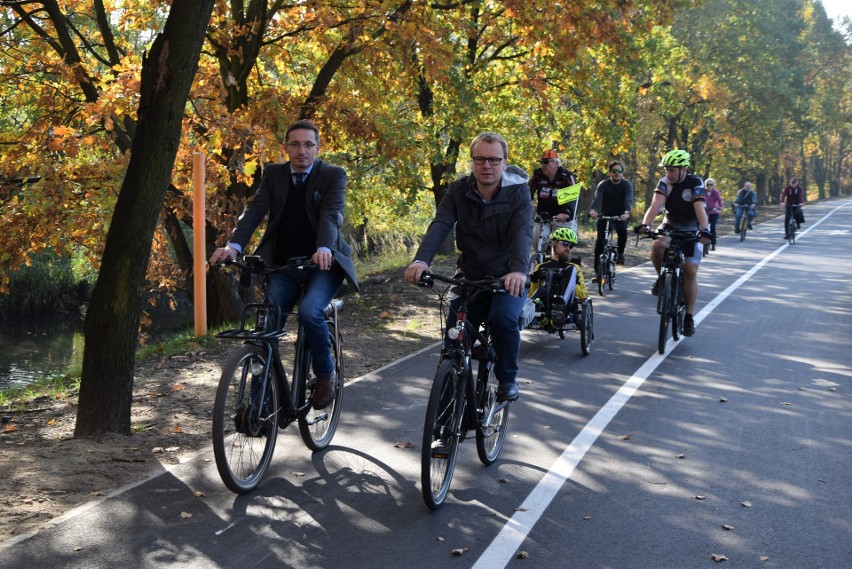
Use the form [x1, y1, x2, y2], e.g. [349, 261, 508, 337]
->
[293, 172, 307, 188]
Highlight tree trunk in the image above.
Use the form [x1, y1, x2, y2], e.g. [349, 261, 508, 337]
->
[75, 0, 216, 436]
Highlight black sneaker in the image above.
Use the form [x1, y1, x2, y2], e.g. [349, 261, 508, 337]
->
[651, 276, 662, 296]
[497, 381, 519, 401]
[748, 224, 753, 230]
[683, 315, 695, 337]
[616, 254, 625, 265]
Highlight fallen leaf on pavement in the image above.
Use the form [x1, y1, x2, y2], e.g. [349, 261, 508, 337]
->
[452, 548, 468, 556]
[710, 553, 728, 562]
[192, 491, 205, 498]
[722, 524, 734, 531]
[741, 501, 753, 508]
[694, 495, 707, 500]
[394, 442, 415, 448]
[180, 511, 193, 519]
[516, 551, 529, 559]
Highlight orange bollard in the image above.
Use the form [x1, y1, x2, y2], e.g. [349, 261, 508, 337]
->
[193, 152, 207, 336]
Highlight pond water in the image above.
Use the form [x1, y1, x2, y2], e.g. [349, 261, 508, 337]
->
[0, 314, 85, 391]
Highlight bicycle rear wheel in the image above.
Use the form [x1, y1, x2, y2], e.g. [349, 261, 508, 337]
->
[658, 274, 673, 354]
[213, 344, 280, 494]
[298, 325, 344, 451]
[787, 218, 796, 244]
[476, 360, 509, 465]
[422, 359, 462, 510]
[579, 298, 593, 356]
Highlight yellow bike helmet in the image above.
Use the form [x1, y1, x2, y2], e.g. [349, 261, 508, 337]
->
[549, 227, 578, 245]
[659, 149, 691, 168]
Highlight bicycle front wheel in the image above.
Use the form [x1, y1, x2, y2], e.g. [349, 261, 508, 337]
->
[597, 254, 607, 296]
[422, 359, 462, 510]
[298, 325, 344, 451]
[476, 360, 509, 465]
[580, 299, 593, 356]
[657, 274, 673, 354]
[740, 217, 747, 241]
[672, 275, 684, 341]
[787, 219, 796, 244]
[607, 254, 616, 291]
[213, 344, 280, 494]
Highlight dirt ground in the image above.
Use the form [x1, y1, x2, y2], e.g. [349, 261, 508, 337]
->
[0, 204, 786, 544]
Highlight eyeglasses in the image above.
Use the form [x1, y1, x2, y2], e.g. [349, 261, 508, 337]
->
[539, 159, 555, 165]
[610, 169, 623, 174]
[286, 141, 317, 149]
[706, 183, 714, 186]
[471, 156, 504, 166]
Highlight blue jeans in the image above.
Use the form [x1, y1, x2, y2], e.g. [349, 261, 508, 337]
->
[446, 291, 526, 385]
[734, 206, 755, 230]
[268, 267, 343, 377]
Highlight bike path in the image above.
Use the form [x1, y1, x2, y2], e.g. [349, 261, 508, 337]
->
[1, 199, 849, 568]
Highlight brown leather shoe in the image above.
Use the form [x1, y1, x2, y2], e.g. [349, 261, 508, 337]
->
[311, 373, 336, 410]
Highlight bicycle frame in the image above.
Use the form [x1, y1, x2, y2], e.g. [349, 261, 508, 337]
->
[216, 259, 342, 430]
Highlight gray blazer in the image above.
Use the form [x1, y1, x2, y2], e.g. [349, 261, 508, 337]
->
[229, 160, 360, 292]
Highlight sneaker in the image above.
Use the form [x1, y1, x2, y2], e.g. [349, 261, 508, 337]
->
[650, 275, 662, 296]
[616, 254, 625, 265]
[711, 244, 715, 251]
[497, 381, 519, 402]
[734, 228, 740, 234]
[748, 223, 753, 230]
[311, 372, 337, 410]
[591, 276, 599, 283]
[683, 315, 695, 337]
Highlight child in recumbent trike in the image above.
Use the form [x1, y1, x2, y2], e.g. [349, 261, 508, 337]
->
[528, 227, 589, 333]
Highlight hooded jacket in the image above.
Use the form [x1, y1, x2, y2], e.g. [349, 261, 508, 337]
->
[414, 170, 533, 279]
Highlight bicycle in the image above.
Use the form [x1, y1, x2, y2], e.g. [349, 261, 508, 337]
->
[786, 205, 799, 244]
[212, 255, 344, 494]
[526, 266, 593, 355]
[639, 229, 695, 354]
[528, 214, 572, 274]
[417, 272, 512, 510]
[529, 215, 554, 274]
[734, 204, 753, 242]
[594, 215, 621, 296]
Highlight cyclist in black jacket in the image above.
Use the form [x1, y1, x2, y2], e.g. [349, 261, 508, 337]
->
[405, 132, 532, 401]
[636, 149, 711, 337]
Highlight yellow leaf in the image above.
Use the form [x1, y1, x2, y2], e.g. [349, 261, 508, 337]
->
[244, 159, 257, 177]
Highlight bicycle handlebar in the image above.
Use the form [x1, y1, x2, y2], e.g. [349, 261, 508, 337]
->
[418, 272, 507, 293]
[223, 255, 318, 275]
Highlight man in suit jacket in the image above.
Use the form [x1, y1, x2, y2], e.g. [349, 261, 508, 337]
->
[210, 120, 359, 409]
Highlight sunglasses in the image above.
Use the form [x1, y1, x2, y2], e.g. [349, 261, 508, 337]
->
[610, 169, 623, 173]
[540, 159, 555, 164]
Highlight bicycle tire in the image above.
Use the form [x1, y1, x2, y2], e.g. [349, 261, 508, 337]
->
[672, 274, 683, 341]
[213, 344, 280, 494]
[739, 214, 747, 242]
[298, 325, 344, 451]
[597, 254, 607, 296]
[787, 217, 796, 244]
[528, 252, 543, 275]
[475, 360, 509, 465]
[658, 273, 672, 354]
[422, 359, 462, 510]
[607, 253, 615, 291]
[580, 299, 593, 356]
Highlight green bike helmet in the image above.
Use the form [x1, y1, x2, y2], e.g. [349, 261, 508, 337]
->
[549, 227, 578, 245]
[659, 149, 691, 168]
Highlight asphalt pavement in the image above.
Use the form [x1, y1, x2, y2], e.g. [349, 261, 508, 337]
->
[2, 199, 850, 569]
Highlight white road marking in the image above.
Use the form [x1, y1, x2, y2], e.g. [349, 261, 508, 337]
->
[473, 201, 850, 568]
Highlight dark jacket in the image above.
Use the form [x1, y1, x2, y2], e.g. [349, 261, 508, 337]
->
[414, 172, 533, 279]
[529, 166, 577, 219]
[229, 160, 359, 292]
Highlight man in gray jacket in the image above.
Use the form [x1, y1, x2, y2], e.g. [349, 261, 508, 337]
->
[210, 120, 358, 409]
[405, 132, 532, 401]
